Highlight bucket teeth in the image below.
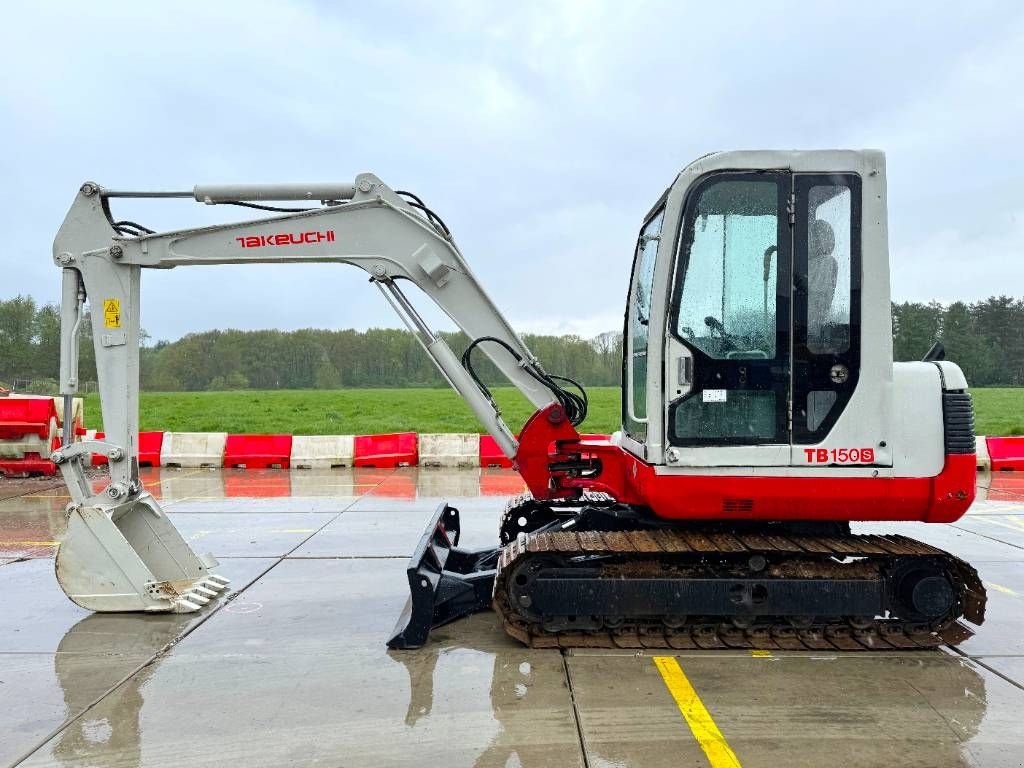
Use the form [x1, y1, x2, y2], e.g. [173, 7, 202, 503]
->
[170, 574, 230, 613]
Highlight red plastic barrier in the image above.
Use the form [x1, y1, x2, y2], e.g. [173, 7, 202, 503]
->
[0, 398, 57, 440]
[0, 453, 57, 478]
[987, 436, 1024, 472]
[354, 432, 418, 468]
[90, 431, 162, 466]
[91, 431, 108, 466]
[139, 431, 164, 467]
[479, 434, 514, 468]
[223, 434, 292, 469]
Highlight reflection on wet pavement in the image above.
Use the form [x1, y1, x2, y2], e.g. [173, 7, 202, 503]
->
[1, 468, 1023, 766]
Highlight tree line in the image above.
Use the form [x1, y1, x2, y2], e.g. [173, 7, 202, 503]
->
[1, 294, 1022, 391]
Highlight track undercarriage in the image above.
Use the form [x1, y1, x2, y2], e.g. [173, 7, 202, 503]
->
[388, 494, 986, 651]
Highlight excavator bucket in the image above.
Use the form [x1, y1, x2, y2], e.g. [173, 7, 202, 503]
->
[55, 492, 228, 612]
[388, 503, 498, 649]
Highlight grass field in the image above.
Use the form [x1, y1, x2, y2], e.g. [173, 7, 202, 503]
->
[82, 386, 1023, 437]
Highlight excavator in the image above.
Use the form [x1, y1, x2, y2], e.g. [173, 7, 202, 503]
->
[49, 149, 985, 651]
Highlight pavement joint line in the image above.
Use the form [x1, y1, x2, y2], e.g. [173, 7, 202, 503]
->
[8, 546, 295, 767]
[8, 652, 175, 768]
[949, 523, 1024, 551]
[560, 652, 591, 768]
[948, 646, 1024, 693]
[653, 656, 742, 768]
[9, 481, 377, 767]
[965, 515, 1024, 534]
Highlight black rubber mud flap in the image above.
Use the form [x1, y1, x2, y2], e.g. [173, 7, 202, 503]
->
[387, 502, 499, 650]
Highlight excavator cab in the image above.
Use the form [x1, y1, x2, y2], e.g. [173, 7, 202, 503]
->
[623, 155, 876, 471]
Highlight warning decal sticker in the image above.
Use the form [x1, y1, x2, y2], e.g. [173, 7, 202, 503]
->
[103, 298, 121, 329]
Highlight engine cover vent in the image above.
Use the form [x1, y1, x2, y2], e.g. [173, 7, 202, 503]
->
[723, 498, 754, 514]
[942, 391, 976, 455]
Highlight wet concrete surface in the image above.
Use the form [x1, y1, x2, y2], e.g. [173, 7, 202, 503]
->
[0, 467, 1023, 767]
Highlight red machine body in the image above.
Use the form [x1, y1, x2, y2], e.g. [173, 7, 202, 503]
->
[515, 404, 975, 525]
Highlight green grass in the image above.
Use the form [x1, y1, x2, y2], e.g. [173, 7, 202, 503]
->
[82, 385, 1022, 436]
[972, 388, 1024, 437]
[83, 387, 623, 436]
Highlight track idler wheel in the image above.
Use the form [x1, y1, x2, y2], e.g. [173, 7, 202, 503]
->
[890, 560, 956, 621]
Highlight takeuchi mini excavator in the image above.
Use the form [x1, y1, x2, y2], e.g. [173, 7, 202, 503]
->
[51, 150, 984, 651]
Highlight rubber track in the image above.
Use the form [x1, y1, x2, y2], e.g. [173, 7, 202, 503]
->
[493, 528, 987, 651]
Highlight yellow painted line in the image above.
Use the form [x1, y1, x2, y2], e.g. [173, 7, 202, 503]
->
[653, 656, 742, 768]
[0, 540, 59, 546]
[750, 649, 772, 658]
[985, 581, 1018, 597]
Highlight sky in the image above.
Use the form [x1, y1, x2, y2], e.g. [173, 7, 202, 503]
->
[1, 1, 1022, 343]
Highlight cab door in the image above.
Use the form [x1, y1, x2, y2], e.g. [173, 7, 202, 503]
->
[665, 172, 792, 465]
[791, 174, 862, 448]
[623, 204, 666, 448]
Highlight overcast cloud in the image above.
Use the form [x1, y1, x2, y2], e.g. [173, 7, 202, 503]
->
[1, 1, 1021, 341]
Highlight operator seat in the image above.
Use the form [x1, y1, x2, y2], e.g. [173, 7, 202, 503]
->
[807, 219, 837, 344]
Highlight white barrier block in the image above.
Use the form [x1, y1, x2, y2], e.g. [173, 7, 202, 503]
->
[161, 432, 228, 468]
[291, 435, 355, 469]
[976, 435, 991, 471]
[420, 433, 480, 468]
[0, 416, 57, 459]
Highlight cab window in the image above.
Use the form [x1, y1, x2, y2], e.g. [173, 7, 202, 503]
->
[624, 208, 664, 438]
[675, 179, 779, 360]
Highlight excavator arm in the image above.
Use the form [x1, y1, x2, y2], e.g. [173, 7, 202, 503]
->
[49, 176, 581, 617]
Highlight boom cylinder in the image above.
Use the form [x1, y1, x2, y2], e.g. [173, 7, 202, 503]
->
[192, 183, 357, 203]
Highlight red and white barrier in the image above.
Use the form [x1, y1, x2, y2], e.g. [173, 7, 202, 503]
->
[138, 431, 164, 467]
[0, 397, 60, 477]
[987, 436, 1024, 472]
[6, 411, 1024, 479]
[290, 435, 354, 469]
[420, 433, 479, 468]
[479, 435, 514, 469]
[161, 432, 228, 468]
[223, 434, 292, 469]
[353, 432, 418, 468]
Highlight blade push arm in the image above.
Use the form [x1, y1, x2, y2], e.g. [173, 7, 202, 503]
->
[54, 175, 558, 504]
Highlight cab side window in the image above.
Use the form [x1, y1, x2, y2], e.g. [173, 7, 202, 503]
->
[625, 209, 665, 439]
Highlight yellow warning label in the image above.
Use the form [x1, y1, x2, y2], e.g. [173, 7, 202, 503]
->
[103, 298, 121, 329]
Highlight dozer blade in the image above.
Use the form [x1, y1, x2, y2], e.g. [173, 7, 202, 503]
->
[388, 502, 498, 650]
[55, 492, 229, 612]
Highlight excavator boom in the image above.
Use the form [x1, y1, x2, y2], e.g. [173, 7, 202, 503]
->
[51, 175, 569, 614]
